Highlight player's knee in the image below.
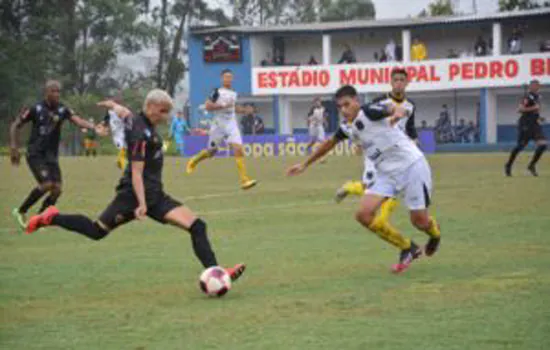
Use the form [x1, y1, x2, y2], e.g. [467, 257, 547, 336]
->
[51, 185, 62, 197]
[39, 182, 54, 192]
[189, 218, 207, 237]
[410, 213, 430, 230]
[355, 209, 375, 227]
[91, 222, 109, 241]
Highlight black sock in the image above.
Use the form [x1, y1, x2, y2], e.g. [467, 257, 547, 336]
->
[38, 193, 61, 213]
[529, 144, 547, 167]
[189, 219, 218, 268]
[19, 187, 47, 214]
[51, 214, 109, 241]
[506, 144, 524, 167]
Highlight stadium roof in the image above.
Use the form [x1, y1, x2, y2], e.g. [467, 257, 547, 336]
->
[190, 8, 550, 35]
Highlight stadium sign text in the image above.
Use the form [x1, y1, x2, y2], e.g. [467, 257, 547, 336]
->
[252, 54, 550, 95]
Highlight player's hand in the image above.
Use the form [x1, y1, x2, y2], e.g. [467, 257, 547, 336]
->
[286, 163, 306, 177]
[10, 148, 21, 166]
[135, 205, 147, 220]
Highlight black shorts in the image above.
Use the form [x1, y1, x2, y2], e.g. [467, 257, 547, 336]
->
[98, 189, 182, 230]
[518, 123, 546, 144]
[27, 156, 62, 184]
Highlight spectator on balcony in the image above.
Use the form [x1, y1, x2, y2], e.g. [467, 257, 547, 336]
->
[508, 26, 523, 55]
[411, 37, 427, 61]
[308, 55, 319, 65]
[273, 54, 285, 66]
[540, 39, 550, 52]
[435, 104, 454, 143]
[385, 39, 396, 62]
[447, 49, 459, 59]
[260, 52, 272, 66]
[474, 35, 488, 56]
[338, 44, 357, 64]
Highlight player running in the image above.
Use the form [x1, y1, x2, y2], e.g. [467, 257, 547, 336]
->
[505, 79, 546, 177]
[307, 98, 328, 152]
[287, 78, 441, 274]
[99, 100, 128, 170]
[10, 80, 102, 230]
[185, 69, 257, 190]
[334, 72, 420, 223]
[25, 89, 246, 283]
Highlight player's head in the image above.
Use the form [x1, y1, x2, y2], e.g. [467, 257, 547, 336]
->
[44, 80, 61, 106]
[390, 68, 408, 96]
[335, 85, 360, 122]
[529, 79, 540, 93]
[143, 89, 173, 124]
[221, 69, 233, 88]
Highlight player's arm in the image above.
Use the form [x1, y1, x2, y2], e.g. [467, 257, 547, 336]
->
[517, 97, 540, 113]
[287, 129, 345, 176]
[97, 100, 132, 118]
[128, 135, 148, 219]
[204, 89, 232, 111]
[405, 108, 419, 142]
[9, 108, 31, 165]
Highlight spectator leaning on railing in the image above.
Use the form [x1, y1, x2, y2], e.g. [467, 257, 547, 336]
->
[508, 26, 523, 55]
[474, 35, 488, 56]
[385, 39, 396, 62]
[338, 44, 357, 64]
[411, 37, 427, 61]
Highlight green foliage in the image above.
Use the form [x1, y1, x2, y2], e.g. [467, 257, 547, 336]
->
[418, 0, 455, 17]
[320, 0, 375, 22]
[498, 0, 550, 11]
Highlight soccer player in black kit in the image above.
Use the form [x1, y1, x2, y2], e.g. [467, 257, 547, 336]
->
[10, 80, 100, 229]
[25, 89, 246, 283]
[505, 79, 547, 176]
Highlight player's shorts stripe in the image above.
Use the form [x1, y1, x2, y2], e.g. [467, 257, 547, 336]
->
[423, 183, 431, 208]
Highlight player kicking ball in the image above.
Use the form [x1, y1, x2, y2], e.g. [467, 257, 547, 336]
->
[26, 89, 246, 283]
[335, 75, 421, 224]
[287, 76, 441, 273]
[186, 69, 257, 190]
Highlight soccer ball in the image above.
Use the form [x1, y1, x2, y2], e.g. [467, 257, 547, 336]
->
[199, 266, 232, 297]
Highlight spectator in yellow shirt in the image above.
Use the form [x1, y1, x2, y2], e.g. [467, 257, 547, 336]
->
[411, 37, 428, 61]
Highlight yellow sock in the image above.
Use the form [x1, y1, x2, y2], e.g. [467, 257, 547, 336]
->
[118, 148, 127, 170]
[368, 216, 411, 250]
[378, 198, 399, 223]
[235, 156, 250, 183]
[343, 181, 365, 196]
[192, 149, 213, 166]
[426, 217, 441, 238]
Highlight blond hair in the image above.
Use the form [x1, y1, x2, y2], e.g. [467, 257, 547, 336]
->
[45, 79, 61, 90]
[143, 89, 173, 111]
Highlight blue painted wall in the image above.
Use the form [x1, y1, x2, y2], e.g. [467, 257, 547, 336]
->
[188, 34, 252, 127]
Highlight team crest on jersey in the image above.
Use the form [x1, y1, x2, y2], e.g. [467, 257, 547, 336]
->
[40, 169, 49, 178]
[355, 120, 364, 130]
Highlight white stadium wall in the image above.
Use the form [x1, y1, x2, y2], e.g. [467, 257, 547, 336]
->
[284, 36, 323, 66]
[250, 35, 273, 66]
[330, 28, 402, 64]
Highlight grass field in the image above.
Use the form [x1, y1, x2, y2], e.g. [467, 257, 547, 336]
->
[1, 153, 550, 350]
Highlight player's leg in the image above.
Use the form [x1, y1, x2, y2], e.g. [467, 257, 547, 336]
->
[148, 195, 245, 281]
[505, 126, 528, 176]
[38, 162, 63, 213]
[13, 157, 52, 229]
[227, 120, 256, 189]
[186, 124, 220, 174]
[402, 158, 441, 256]
[26, 192, 135, 240]
[335, 156, 373, 203]
[527, 128, 546, 176]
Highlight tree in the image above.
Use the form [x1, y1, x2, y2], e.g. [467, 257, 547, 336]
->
[498, 0, 550, 11]
[418, 0, 455, 17]
[320, 0, 375, 22]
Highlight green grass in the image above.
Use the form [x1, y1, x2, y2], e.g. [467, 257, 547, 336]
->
[1, 154, 550, 350]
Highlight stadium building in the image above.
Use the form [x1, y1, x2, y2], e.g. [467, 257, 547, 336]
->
[188, 9, 550, 154]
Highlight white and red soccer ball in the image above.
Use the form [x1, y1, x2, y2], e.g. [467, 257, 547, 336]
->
[199, 266, 232, 297]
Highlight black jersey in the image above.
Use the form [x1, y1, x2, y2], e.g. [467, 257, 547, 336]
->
[118, 112, 164, 193]
[21, 101, 73, 160]
[519, 92, 540, 125]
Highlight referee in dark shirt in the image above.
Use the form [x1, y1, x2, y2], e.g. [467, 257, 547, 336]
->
[505, 79, 547, 176]
[9, 80, 99, 229]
